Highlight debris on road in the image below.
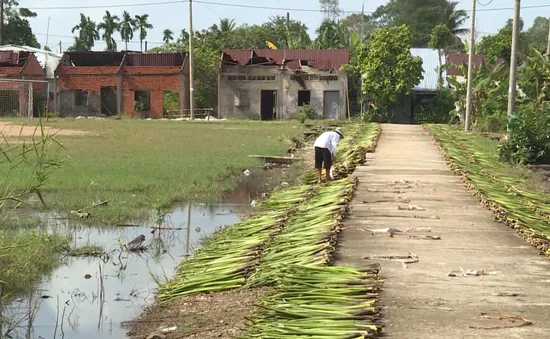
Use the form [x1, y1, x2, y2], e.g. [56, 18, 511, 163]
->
[447, 267, 499, 277]
[468, 313, 532, 330]
[398, 204, 426, 211]
[364, 252, 419, 268]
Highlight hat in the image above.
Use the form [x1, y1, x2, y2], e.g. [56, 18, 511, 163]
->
[335, 127, 344, 138]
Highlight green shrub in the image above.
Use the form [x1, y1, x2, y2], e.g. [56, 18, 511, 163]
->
[414, 88, 455, 124]
[296, 111, 307, 124]
[498, 103, 550, 164]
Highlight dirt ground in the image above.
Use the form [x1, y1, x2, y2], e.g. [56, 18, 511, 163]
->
[0, 121, 88, 138]
[125, 287, 270, 339]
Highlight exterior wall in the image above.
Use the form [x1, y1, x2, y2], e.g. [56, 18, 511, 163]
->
[56, 66, 189, 118]
[218, 65, 348, 120]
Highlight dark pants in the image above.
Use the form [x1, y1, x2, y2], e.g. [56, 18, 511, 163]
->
[315, 147, 332, 169]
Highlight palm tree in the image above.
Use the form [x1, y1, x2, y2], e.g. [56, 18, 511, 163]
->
[163, 29, 174, 45]
[219, 18, 236, 33]
[71, 13, 99, 51]
[134, 14, 154, 52]
[441, 1, 468, 38]
[120, 11, 136, 51]
[314, 19, 346, 49]
[98, 11, 120, 51]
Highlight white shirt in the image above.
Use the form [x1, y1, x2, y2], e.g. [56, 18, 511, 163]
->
[314, 131, 341, 156]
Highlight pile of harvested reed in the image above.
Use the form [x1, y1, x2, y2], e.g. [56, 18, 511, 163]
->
[427, 125, 550, 255]
[158, 184, 315, 301]
[248, 178, 356, 286]
[241, 264, 382, 339]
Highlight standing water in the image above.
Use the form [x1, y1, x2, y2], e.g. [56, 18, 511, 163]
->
[2, 166, 292, 339]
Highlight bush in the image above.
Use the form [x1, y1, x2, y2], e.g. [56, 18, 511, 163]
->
[498, 103, 550, 164]
[414, 88, 455, 124]
[296, 104, 316, 123]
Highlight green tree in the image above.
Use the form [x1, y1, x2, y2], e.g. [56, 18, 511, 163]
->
[340, 13, 378, 40]
[428, 24, 452, 87]
[163, 29, 174, 45]
[361, 25, 423, 115]
[372, 0, 468, 47]
[2, 0, 40, 47]
[525, 16, 549, 53]
[314, 19, 346, 49]
[177, 29, 190, 46]
[120, 11, 136, 51]
[71, 13, 100, 51]
[219, 18, 236, 33]
[263, 16, 311, 49]
[478, 18, 528, 63]
[134, 14, 153, 52]
[98, 11, 120, 52]
[341, 32, 369, 113]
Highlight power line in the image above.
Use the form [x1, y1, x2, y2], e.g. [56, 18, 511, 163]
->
[477, 0, 495, 6]
[26, 0, 186, 10]
[24, 0, 550, 14]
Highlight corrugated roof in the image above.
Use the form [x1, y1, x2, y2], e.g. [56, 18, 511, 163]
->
[125, 52, 185, 66]
[410, 48, 446, 92]
[222, 49, 350, 70]
[66, 52, 125, 66]
[0, 44, 61, 78]
[446, 53, 505, 76]
[0, 50, 30, 67]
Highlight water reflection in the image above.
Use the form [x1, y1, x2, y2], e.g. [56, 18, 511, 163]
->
[2, 166, 294, 339]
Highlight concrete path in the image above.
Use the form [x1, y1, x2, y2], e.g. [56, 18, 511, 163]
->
[336, 124, 550, 339]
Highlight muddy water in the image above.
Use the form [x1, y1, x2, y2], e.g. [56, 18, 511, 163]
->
[2, 167, 293, 339]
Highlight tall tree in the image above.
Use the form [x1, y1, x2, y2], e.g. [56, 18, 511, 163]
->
[525, 16, 549, 53]
[71, 13, 100, 51]
[119, 11, 136, 51]
[177, 29, 190, 46]
[163, 29, 174, 45]
[340, 13, 378, 40]
[478, 18, 528, 63]
[319, 0, 341, 20]
[428, 24, 452, 87]
[3, 0, 40, 47]
[98, 11, 120, 52]
[219, 18, 236, 33]
[314, 19, 346, 49]
[263, 16, 311, 49]
[361, 25, 423, 116]
[134, 14, 154, 52]
[372, 0, 468, 47]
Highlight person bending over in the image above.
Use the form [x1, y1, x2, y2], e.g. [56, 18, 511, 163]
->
[313, 127, 343, 183]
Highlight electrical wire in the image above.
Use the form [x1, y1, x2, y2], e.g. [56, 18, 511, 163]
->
[24, 0, 550, 13]
[477, 0, 495, 6]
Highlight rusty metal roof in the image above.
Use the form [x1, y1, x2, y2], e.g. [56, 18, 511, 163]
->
[125, 52, 185, 66]
[446, 53, 505, 76]
[222, 49, 350, 70]
[0, 50, 31, 67]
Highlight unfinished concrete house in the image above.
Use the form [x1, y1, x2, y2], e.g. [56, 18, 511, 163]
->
[0, 50, 46, 117]
[54, 51, 189, 118]
[218, 49, 349, 120]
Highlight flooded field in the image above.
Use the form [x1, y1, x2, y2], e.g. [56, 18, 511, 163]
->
[1, 166, 295, 339]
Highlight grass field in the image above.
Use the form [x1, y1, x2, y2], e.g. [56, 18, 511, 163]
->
[0, 119, 304, 224]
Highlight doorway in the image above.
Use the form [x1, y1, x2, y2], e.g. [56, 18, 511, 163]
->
[100, 86, 118, 116]
[260, 90, 277, 120]
[323, 91, 340, 119]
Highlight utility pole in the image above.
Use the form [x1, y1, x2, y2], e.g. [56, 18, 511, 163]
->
[59, 41, 62, 54]
[546, 17, 550, 60]
[0, 0, 4, 46]
[464, 0, 477, 132]
[188, 0, 195, 120]
[507, 0, 521, 119]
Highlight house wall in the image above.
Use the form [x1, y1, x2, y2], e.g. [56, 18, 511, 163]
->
[218, 65, 347, 120]
[56, 66, 189, 118]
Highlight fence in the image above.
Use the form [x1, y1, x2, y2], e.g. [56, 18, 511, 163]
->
[0, 79, 49, 120]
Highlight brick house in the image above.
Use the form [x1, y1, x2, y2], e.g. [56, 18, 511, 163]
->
[0, 50, 46, 117]
[54, 51, 189, 118]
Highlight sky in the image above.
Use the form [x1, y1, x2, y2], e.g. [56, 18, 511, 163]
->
[17, 0, 550, 53]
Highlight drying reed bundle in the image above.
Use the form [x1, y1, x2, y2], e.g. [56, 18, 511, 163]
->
[428, 125, 550, 254]
[241, 264, 383, 339]
[158, 184, 315, 302]
[248, 177, 356, 287]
